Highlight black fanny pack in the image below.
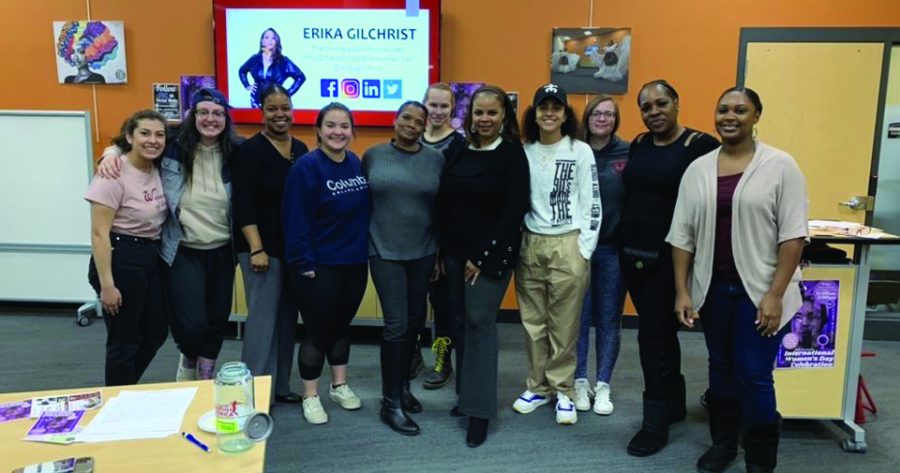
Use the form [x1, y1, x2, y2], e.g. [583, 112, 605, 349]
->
[622, 247, 659, 271]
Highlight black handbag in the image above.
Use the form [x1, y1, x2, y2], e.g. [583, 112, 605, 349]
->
[622, 247, 659, 271]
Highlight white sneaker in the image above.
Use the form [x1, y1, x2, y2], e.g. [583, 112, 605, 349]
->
[329, 384, 362, 410]
[512, 390, 551, 414]
[175, 354, 197, 382]
[593, 382, 614, 415]
[302, 396, 329, 424]
[555, 393, 578, 425]
[574, 378, 593, 411]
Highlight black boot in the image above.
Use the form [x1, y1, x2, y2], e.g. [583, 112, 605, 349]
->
[402, 381, 422, 413]
[669, 374, 687, 424]
[380, 397, 420, 435]
[743, 417, 781, 473]
[697, 396, 740, 473]
[423, 337, 453, 390]
[466, 417, 489, 448]
[627, 393, 670, 457]
[380, 340, 420, 435]
[408, 336, 425, 380]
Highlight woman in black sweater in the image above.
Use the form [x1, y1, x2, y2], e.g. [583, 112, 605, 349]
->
[622, 80, 719, 457]
[232, 84, 309, 405]
[437, 84, 530, 448]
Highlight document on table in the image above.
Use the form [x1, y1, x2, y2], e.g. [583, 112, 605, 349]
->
[78, 387, 198, 443]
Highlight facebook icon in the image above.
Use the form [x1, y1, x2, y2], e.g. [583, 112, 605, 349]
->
[320, 79, 338, 98]
[362, 79, 381, 98]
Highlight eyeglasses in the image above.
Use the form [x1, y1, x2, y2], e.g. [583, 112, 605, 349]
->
[590, 111, 615, 120]
[196, 109, 226, 119]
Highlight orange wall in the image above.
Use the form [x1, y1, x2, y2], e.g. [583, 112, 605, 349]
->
[3, 0, 899, 156]
[2, 0, 900, 312]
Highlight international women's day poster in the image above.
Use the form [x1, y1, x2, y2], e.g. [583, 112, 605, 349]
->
[776, 280, 839, 369]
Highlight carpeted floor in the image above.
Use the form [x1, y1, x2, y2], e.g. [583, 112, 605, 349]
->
[2, 310, 899, 472]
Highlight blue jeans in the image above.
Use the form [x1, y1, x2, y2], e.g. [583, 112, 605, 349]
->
[700, 280, 788, 424]
[575, 244, 626, 383]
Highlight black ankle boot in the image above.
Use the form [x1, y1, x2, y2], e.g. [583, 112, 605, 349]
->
[423, 337, 453, 390]
[402, 383, 422, 413]
[743, 416, 781, 473]
[380, 398, 420, 436]
[697, 396, 740, 473]
[466, 417, 489, 448]
[408, 338, 425, 380]
[627, 394, 670, 457]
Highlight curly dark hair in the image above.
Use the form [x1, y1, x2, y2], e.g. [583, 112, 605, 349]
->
[521, 100, 579, 144]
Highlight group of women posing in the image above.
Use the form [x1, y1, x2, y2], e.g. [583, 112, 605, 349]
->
[87, 77, 806, 472]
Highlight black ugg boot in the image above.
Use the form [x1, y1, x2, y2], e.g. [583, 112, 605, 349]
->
[743, 417, 781, 473]
[627, 393, 670, 457]
[697, 396, 740, 473]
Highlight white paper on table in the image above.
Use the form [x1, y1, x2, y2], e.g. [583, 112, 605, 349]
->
[78, 387, 197, 443]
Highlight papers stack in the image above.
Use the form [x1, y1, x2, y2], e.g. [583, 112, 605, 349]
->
[78, 387, 197, 443]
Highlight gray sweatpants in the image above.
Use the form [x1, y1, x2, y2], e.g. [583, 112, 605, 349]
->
[237, 253, 298, 397]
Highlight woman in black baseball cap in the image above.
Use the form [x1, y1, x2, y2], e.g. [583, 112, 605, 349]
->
[511, 83, 600, 426]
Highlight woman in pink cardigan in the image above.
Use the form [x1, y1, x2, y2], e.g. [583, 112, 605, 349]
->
[667, 87, 808, 473]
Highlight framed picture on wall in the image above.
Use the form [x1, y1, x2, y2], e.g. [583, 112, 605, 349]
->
[53, 21, 128, 84]
[550, 27, 631, 94]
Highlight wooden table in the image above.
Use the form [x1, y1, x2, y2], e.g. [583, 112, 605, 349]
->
[0, 376, 270, 472]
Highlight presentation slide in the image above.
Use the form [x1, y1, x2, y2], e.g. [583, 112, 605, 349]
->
[215, 1, 439, 126]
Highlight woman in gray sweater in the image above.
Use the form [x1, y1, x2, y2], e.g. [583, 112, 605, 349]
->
[363, 101, 444, 435]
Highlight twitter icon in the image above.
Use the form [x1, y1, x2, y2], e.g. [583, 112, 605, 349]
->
[383, 79, 403, 99]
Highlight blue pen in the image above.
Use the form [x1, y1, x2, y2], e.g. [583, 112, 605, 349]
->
[182, 432, 210, 453]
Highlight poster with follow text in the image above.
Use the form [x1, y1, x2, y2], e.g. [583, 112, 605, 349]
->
[225, 8, 430, 111]
[776, 280, 839, 369]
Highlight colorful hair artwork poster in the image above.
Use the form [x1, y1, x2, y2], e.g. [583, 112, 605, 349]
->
[550, 27, 630, 94]
[53, 21, 127, 84]
[449, 82, 484, 134]
[776, 280, 839, 369]
[180, 75, 217, 120]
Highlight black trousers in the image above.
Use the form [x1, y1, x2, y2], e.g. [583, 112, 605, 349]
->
[291, 263, 368, 380]
[165, 243, 235, 360]
[428, 275, 453, 341]
[621, 246, 683, 401]
[88, 233, 169, 386]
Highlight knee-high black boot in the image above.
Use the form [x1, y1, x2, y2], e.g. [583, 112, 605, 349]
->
[697, 396, 740, 473]
[380, 341, 419, 435]
[627, 393, 670, 457]
[743, 415, 781, 473]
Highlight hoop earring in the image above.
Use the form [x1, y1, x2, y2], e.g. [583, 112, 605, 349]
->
[470, 124, 476, 134]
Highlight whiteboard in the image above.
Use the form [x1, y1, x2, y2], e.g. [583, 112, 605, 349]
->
[0, 110, 96, 302]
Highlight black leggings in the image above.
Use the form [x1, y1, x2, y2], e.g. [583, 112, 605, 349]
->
[291, 263, 368, 380]
[621, 247, 683, 401]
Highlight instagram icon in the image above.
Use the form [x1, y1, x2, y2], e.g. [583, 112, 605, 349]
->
[341, 79, 360, 98]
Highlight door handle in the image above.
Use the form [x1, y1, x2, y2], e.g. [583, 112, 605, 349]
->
[838, 195, 874, 211]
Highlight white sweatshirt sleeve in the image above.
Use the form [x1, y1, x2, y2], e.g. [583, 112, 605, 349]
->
[576, 140, 601, 259]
